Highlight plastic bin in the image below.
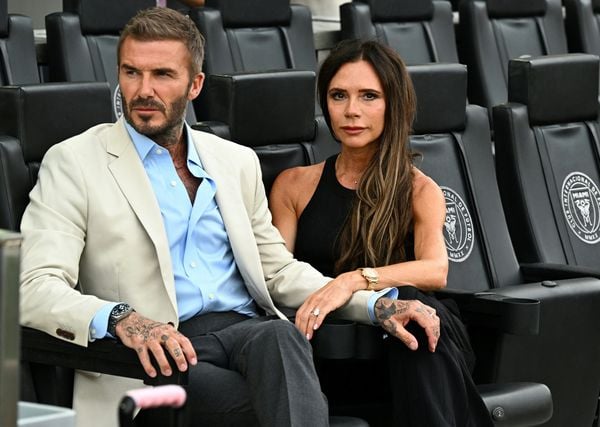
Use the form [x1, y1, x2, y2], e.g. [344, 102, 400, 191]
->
[18, 402, 75, 427]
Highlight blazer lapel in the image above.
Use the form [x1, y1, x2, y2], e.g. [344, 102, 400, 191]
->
[191, 135, 281, 314]
[105, 120, 178, 314]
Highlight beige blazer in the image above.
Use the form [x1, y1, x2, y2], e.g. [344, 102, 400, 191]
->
[19, 119, 373, 427]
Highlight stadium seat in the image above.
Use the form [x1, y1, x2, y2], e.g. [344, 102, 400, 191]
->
[458, 0, 568, 112]
[409, 62, 600, 427]
[199, 69, 339, 193]
[339, 0, 459, 65]
[0, 0, 39, 85]
[494, 54, 600, 273]
[44, 0, 197, 124]
[564, 0, 600, 56]
[188, 0, 318, 120]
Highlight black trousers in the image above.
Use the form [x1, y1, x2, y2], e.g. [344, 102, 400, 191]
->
[174, 312, 328, 427]
[318, 287, 493, 427]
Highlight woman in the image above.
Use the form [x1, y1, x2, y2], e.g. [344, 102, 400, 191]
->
[270, 39, 493, 426]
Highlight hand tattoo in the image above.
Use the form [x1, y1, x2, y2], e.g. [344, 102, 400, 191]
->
[124, 319, 163, 342]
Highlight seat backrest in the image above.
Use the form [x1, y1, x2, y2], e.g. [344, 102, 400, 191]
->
[204, 69, 339, 194]
[407, 63, 523, 290]
[340, 0, 459, 65]
[0, 0, 39, 85]
[189, 0, 318, 120]
[45, 0, 197, 123]
[0, 82, 112, 230]
[493, 53, 600, 268]
[564, 0, 600, 56]
[459, 0, 568, 111]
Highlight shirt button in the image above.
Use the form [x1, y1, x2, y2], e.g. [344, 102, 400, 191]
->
[190, 261, 197, 268]
[90, 328, 97, 336]
[208, 293, 215, 300]
[155, 148, 163, 155]
[170, 180, 177, 187]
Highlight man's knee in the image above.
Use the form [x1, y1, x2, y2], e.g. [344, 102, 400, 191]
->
[253, 319, 309, 351]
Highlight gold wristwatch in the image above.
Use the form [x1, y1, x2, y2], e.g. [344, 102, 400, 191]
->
[360, 267, 379, 291]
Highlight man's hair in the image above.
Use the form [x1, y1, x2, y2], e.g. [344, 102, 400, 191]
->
[118, 7, 205, 75]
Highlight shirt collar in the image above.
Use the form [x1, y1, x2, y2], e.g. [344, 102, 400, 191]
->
[125, 121, 204, 173]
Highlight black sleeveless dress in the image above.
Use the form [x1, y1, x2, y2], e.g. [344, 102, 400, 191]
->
[294, 155, 493, 426]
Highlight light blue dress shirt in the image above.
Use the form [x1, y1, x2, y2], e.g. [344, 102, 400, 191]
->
[89, 123, 256, 340]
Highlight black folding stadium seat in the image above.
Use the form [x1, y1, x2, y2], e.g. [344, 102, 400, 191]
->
[45, 0, 197, 124]
[408, 62, 600, 427]
[458, 0, 568, 112]
[564, 0, 600, 91]
[0, 0, 39, 85]
[198, 69, 339, 194]
[188, 0, 319, 120]
[493, 54, 600, 274]
[339, 0, 459, 65]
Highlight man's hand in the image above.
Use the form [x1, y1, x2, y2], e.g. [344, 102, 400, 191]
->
[115, 312, 197, 378]
[374, 297, 440, 352]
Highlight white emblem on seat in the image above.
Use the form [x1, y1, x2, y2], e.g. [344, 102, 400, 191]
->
[441, 187, 474, 262]
[113, 84, 123, 119]
[561, 171, 600, 244]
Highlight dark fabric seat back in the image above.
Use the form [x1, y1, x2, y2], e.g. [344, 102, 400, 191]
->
[0, 0, 39, 85]
[494, 54, 600, 268]
[408, 63, 522, 290]
[204, 70, 338, 194]
[45, 0, 196, 123]
[410, 63, 600, 426]
[189, 0, 318, 120]
[0, 82, 112, 230]
[565, 0, 600, 56]
[340, 0, 458, 65]
[459, 0, 568, 111]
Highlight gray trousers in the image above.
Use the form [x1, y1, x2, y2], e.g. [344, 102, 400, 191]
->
[177, 312, 328, 427]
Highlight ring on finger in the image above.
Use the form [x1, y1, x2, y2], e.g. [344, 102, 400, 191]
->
[311, 307, 321, 317]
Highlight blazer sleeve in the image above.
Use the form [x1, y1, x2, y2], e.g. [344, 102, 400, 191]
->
[246, 152, 373, 324]
[20, 143, 113, 347]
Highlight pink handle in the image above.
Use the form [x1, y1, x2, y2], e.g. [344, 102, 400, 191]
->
[126, 385, 187, 409]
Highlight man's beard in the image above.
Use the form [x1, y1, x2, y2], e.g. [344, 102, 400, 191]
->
[122, 93, 189, 138]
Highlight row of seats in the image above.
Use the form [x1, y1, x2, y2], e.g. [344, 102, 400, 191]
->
[6, 0, 600, 129]
[3, 0, 600, 425]
[3, 50, 600, 426]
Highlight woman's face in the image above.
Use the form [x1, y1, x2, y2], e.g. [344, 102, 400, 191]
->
[327, 60, 386, 149]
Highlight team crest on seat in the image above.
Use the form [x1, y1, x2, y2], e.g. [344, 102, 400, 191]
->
[441, 187, 474, 262]
[113, 84, 123, 119]
[561, 172, 600, 244]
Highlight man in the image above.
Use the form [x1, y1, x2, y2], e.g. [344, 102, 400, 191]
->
[19, 7, 440, 427]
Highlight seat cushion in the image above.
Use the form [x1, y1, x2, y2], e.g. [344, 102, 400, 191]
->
[205, 0, 291, 27]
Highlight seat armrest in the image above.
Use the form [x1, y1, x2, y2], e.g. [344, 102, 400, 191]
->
[478, 382, 552, 426]
[435, 289, 540, 335]
[520, 262, 600, 281]
[20, 327, 187, 386]
[191, 121, 231, 140]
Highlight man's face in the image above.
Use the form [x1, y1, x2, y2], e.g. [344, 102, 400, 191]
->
[118, 37, 204, 138]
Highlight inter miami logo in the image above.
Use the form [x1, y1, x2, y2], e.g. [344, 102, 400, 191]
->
[561, 172, 600, 244]
[113, 84, 123, 119]
[441, 187, 474, 262]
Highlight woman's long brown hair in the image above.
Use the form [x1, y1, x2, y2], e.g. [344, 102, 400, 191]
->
[317, 40, 417, 274]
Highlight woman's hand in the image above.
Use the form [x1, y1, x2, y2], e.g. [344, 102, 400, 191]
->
[374, 297, 440, 352]
[115, 312, 197, 378]
[295, 271, 366, 340]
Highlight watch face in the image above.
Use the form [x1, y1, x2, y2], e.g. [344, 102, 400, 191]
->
[362, 268, 378, 281]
